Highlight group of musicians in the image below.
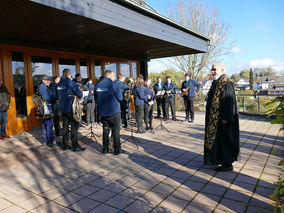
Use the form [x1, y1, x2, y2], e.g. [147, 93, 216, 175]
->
[37, 69, 201, 155]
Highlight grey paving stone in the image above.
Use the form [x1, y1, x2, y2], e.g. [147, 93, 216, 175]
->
[159, 196, 189, 212]
[88, 189, 116, 202]
[17, 196, 49, 211]
[53, 192, 84, 207]
[30, 202, 65, 213]
[132, 180, 158, 190]
[70, 198, 100, 212]
[151, 206, 174, 213]
[138, 191, 167, 206]
[89, 204, 119, 213]
[181, 181, 205, 191]
[0, 198, 13, 210]
[106, 194, 135, 209]
[217, 198, 247, 213]
[201, 183, 228, 197]
[183, 202, 214, 213]
[73, 184, 100, 197]
[0, 205, 26, 213]
[192, 193, 221, 208]
[246, 205, 274, 213]
[224, 189, 251, 203]
[171, 187, 197, 201]
[150, 183, 177, 196]
[123, 199, 154, 212]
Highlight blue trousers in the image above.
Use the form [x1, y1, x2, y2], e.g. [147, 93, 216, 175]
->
[0, 111, 8, 136]
[41, 107, 54, 144]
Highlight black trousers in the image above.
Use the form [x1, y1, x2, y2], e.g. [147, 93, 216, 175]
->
[165, 97, 176, 119]
[156, 97, 164, 117]
[101, 113, 121, 154]
[144, 103, 153, 127]
[62, 112, 79, 149]
[120, 100, 128, 127]
[135, 105, 144, 129]
[184, 97, 194, 120]
[53, 105, 61, 136]
[86, 102, 95, 124]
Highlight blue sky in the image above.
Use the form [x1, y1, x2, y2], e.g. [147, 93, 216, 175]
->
[147, 0, 284, 76]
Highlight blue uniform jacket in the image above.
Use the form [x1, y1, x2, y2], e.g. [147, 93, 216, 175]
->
[153, 82, 164, 94]
[144, 86, 155, 104]
[57, 76, 83, 114]
[83, 83, 95, 104]
[163, 82, 177, 98]
[51, 83, 60, 109]
[94, 77, 123, 117]
[134, 85, 148, 106]
[116, 80, 131, 96]
[38, 83, 56, 105]
[181, 79, 201, 98]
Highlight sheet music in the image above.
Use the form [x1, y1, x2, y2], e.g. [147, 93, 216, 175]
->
[83, 91, 89, 97]
[156, 90, 165, 96]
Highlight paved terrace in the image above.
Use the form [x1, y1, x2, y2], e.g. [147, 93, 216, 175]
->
[0, 112, 283, 213]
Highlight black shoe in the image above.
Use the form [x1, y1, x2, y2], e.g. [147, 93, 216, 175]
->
[136, 128, 145, 134]
[172, 118, 177, 121]
[141, 127, 147, 133]
[189, 119, 194, 123]
[146, 126, 150, 130]
[154, 115, 161, 119]
[61, 145, 71, 150]
[47, 143, 53, 147]
[73, 146, 86, 152]
[215, 164, 233, 172]
[102, 149, 109, 154]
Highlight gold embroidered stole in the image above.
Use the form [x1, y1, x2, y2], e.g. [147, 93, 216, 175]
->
[205, 75, 229, 150]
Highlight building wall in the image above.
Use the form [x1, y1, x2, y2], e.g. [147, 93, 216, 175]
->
[0, 44, 139, 136]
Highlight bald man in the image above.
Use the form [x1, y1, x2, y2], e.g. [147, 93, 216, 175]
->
[204, 62, 240, 171]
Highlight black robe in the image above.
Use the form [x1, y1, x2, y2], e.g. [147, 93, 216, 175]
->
[204, 75, 240, 165]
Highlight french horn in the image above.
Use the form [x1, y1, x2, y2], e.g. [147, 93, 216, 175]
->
[72, 85, 84, 123]
[32, 93, 52, 119]
[124, 77, 134, 102]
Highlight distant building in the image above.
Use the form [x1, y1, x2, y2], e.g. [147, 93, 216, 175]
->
[256, 76, 284, 94]
[236, 78, 250, 89]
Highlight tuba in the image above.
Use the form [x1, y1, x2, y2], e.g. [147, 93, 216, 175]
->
[124, 77, 134, 102]
[72, 85, 84, 123]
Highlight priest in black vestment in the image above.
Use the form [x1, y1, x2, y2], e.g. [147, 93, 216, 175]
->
[204, 62, 240, 171]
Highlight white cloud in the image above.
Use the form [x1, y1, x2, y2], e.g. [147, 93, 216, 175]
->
[249, 58, 284, 73]
[253, 25, 267, 31]
[231, 46, 241, 54]
[148, 60, 168, 73]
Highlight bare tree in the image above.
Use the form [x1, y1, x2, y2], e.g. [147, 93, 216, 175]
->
[167, 0, 233, 80]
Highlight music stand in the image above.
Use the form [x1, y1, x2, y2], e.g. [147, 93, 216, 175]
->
[121, 102, 140, 149]
[154, 92, 170, 133]
[80, 123, 99, 143]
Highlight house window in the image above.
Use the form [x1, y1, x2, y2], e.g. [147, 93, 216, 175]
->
[59, 58, 76, 78]
[12, 51, 28, 119]
[31, 56, 53, 93]
[120, 63, 130, 78]
[80, 58, 88, 82]
[94, 60, 102, 82]
[105, 62, 117, 79]
[132, 62, 137, 78]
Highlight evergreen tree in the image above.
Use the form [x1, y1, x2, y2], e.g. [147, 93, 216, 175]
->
[249, 68, 254, 90]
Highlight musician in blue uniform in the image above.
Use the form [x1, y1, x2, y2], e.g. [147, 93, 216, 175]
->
[153, 76, 165, 119]
[134, 77, 148, 133]
[144, 78, 155, 130]
[57, 69, 85, 152]
[38, 75, 56, 147]
[83, 78, 95, 126]
[94, 70, 123, 155]
[163, 76, 178, 121]
[181, 73, 201, 123]
[116, 74, 131, 128]
[51, 76, 61, 137]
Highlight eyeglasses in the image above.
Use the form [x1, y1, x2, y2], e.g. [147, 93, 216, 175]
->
[211, 68, 217, 71]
